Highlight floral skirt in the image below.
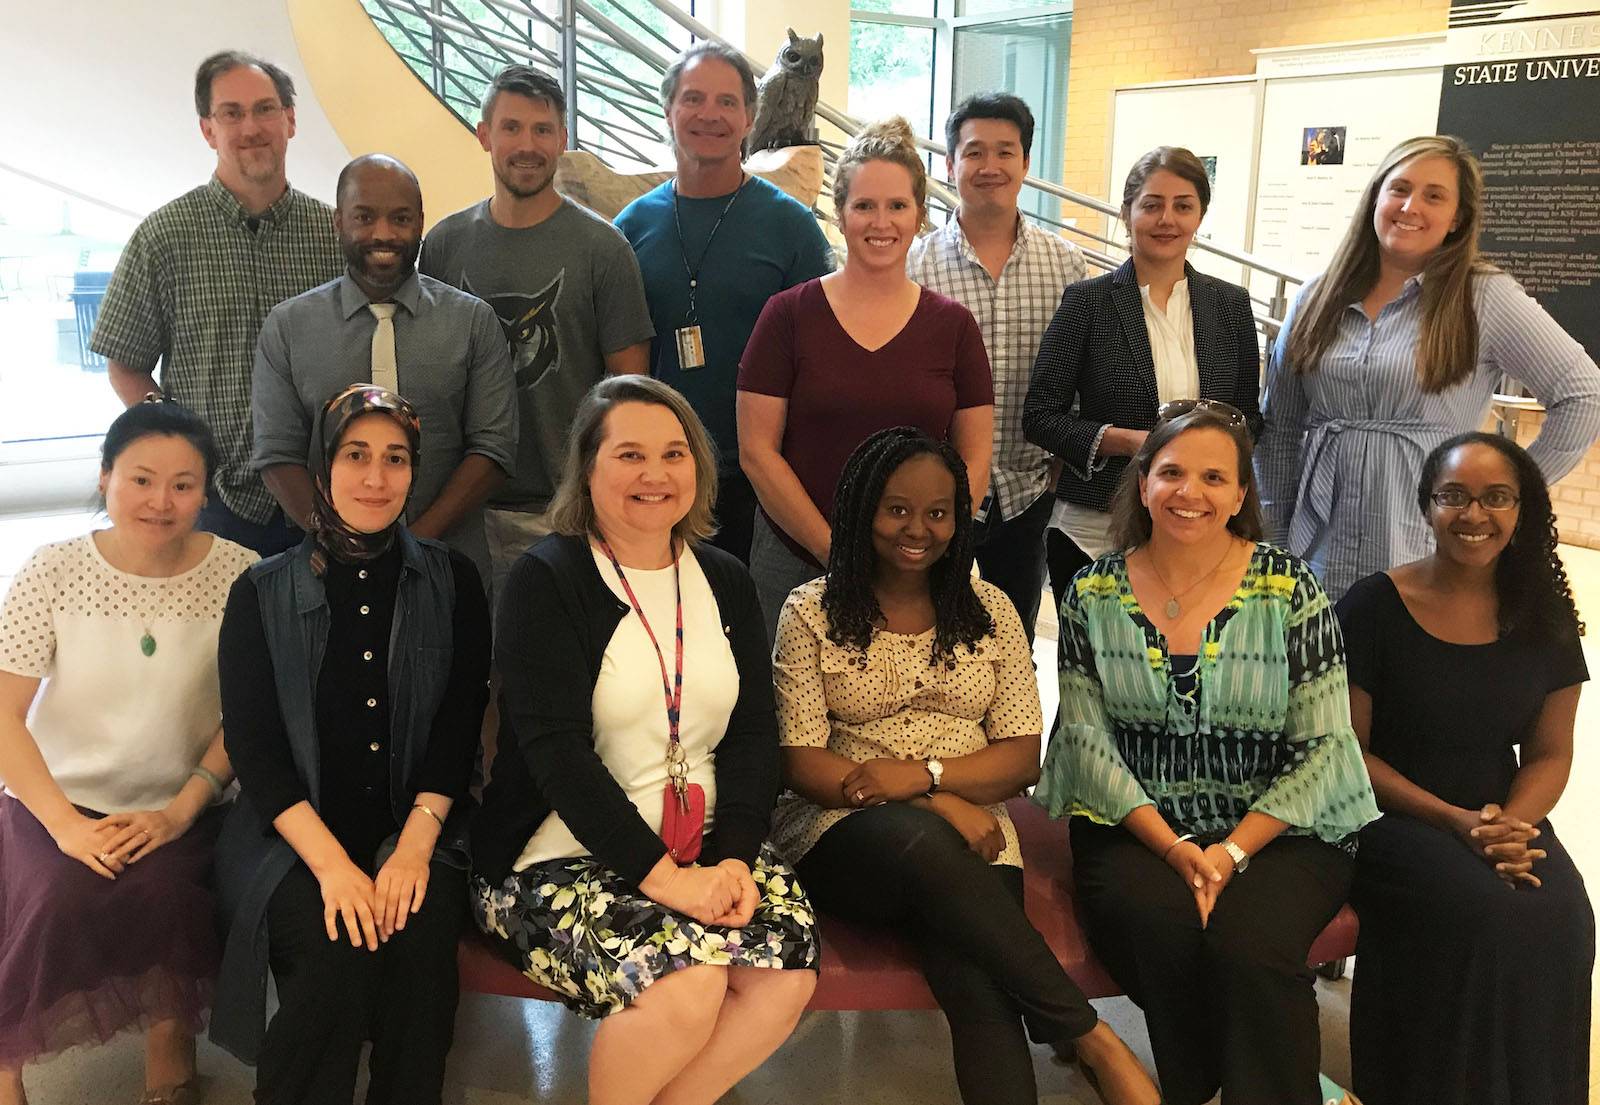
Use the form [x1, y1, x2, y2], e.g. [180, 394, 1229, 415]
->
[472, 842, 819, 1019]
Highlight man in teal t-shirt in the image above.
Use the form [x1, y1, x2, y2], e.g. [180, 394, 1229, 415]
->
[616, 41, 835, 563]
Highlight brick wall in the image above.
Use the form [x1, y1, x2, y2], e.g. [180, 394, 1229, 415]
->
[1061, 0, 1450, 228]
[1504, 410, 1600, 551]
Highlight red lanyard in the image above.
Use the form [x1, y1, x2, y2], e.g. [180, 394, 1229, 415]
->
[597, 538, 687, 798]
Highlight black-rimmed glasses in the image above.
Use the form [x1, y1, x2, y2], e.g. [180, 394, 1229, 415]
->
[1430, 487, 1520, 512]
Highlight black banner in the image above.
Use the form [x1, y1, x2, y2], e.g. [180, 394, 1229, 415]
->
[1437, 6, 1600, 362]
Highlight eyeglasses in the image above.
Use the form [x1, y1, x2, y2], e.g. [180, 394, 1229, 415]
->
[1155, 398, 1248, 427]
[209, 102, 285, 126]
[1430, 487, 1520, 512]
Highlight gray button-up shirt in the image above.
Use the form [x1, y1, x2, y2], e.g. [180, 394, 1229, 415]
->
[91, 178, 343, 524]
[251, 271, 517, 577]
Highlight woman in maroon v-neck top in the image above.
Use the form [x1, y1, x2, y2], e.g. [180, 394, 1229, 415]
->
[738, 117, 994, 640]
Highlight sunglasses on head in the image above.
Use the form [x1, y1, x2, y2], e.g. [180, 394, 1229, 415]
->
[1155, 398, 1248, 427]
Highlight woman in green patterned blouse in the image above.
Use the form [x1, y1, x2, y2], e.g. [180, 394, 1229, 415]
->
[1035, 401, 1378, 1105]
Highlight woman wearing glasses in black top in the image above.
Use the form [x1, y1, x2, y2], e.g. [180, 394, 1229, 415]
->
[1335, 432, 1593, 1105]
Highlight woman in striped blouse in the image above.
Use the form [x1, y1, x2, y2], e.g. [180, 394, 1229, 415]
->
[1256, 134, 1600, 600]
[1036, 401, 1378, 1105]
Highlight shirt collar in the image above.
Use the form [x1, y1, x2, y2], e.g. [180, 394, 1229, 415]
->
[338, 270, 423, 319]
[1346, 270, 1425, 311]
[945, 211, 1031, 271]
[205, 175, 297, 227]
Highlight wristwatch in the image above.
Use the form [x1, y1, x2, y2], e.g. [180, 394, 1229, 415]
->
[1221, 839, 1250, 874]
[925, 758, 944, 795]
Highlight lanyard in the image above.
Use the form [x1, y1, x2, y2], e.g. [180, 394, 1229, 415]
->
[597, 538, 688, 795]
[671, 175, 747, 324]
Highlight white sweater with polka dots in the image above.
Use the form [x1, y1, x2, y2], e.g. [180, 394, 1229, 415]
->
[0, 533, 258, 813]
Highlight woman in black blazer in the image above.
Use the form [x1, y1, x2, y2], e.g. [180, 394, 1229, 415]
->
[1023, 147, 1262, 606]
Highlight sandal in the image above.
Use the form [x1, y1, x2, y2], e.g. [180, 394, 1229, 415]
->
[138, 1079, 200, 1105]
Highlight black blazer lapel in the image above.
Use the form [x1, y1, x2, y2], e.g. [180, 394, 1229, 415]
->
[1187, 266, 1226, 401]
[1110, 260, 1158, 409]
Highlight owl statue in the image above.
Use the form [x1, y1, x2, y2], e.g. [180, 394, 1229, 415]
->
[749, 29, 824, 153]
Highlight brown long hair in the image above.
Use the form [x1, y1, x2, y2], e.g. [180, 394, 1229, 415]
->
[1283, 135, 1496, 393]
[1108, 408, 1264, 551]
[545, 375, 720, 545]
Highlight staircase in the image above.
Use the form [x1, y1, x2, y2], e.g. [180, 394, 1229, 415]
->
[360, 0, 1303, 334]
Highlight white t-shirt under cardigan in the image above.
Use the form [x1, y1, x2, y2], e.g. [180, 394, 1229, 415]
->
[0, 532, 258, 813]
[514, 546, 740, 870]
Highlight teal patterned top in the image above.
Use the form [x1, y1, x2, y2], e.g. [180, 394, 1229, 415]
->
[1034, 544, 1378, 849]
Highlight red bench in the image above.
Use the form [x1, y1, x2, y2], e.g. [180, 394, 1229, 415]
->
[459, 797, 1359, 1007]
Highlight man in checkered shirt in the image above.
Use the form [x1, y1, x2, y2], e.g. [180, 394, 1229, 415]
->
[92, 50, 343, 557]
[907, 93, 1087, 642]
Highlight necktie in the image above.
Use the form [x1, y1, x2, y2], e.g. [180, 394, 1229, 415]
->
[368, 302, 399, 394]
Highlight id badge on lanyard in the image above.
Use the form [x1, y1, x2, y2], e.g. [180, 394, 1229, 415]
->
[675, 324, 706, 370]
[671, 176, 747, 374]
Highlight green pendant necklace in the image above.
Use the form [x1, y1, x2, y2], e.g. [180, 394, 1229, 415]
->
[135, 581, 172, 658]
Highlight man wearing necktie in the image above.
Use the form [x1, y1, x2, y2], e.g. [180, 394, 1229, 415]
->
[251, 154, 517, 586]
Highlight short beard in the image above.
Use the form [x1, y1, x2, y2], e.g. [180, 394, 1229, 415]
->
[495, 163, 555, 200]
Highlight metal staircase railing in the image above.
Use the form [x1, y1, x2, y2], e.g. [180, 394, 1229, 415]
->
[361, 0, 1304, 333]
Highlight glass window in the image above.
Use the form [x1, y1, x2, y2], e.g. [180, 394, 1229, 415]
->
[848, 21, 937, 138]
[853, 0, 939, 15]
[952, 10, 1071, 222]
[0, 166, 132, 445]
[956, 0, 1068, 14]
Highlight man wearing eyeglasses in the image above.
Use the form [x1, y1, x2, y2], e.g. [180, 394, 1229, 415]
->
[92, 50, 342, 557]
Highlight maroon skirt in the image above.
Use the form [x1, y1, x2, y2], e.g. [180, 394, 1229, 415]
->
[0, 794, 222, 1065]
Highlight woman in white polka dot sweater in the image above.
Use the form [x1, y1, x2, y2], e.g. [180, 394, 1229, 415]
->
[770, 427, 1158, 1105]
[0, 399, 257, 1105]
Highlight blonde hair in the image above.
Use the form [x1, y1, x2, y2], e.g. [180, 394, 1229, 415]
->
[1284, 135, 1495, 393]
[545, 375, 720, 545]
[832, 116, 927, 227]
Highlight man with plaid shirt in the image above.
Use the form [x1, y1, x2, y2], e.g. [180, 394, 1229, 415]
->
[92, 50, 342, 556]
[907, 93, 1086, 641]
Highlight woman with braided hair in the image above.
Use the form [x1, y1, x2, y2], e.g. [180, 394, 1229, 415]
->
[1336, 432, 1593, 1105]
[771, 427, 1159, 1105]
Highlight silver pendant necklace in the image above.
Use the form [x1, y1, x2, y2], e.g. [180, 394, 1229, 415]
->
[1147, 541, 1236, 620]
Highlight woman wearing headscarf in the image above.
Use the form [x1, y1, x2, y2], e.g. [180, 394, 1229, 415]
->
[210, 385, 491, 1105]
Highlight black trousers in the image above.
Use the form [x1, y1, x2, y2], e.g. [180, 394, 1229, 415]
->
[797, 804, 1099, 1105]
[1070, 820, 1352, 1105]
[706, 467, 757, 565]
[256, 860, 468, 1105]
[1044, 526, 1094, 621]
[974, 490, 1054, 646]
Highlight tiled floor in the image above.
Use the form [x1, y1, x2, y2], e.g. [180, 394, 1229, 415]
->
[4, 513, 1597, 1104]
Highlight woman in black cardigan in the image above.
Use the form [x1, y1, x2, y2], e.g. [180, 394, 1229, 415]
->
[473, 375, 818, 1105]
[1023, 146, 1262, 608]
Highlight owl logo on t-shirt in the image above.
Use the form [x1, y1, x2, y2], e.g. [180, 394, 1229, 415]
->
[465, 271, 565, 391]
